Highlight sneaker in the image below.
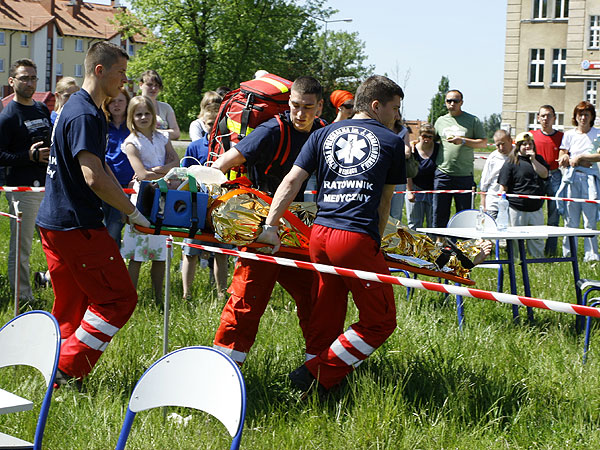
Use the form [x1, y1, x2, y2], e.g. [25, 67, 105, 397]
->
[53, 369, 83, 392]
[288, 364, 328, 400]
[34, 271, 49, 289]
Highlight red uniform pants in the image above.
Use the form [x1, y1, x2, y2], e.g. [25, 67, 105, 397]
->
[305, 225, 397, 389]
[213, 253, 315, 364]
[40, 227, 138, 378]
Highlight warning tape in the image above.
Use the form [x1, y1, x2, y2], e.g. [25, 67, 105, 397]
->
[173, 240, 600, 319]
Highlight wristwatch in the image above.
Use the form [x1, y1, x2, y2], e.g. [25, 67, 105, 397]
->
[461, 138, 466, 145]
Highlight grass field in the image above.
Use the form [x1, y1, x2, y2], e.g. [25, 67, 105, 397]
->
[2, 173, 600, 449]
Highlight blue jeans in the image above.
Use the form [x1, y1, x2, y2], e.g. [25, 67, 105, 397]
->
[103, 201, 125, 248]
[544, 169, 561, 255]
[405, 186, 433, 229]
[389, 184, 406, 222]
[432, 169, 474, 228]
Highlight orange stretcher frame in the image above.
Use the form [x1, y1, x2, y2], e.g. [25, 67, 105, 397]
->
[133, 225, 476, 286]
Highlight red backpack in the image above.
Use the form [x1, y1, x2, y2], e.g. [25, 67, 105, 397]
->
[207, 73, 293, 178]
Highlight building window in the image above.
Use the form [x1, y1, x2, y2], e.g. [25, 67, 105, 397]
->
[128, 43, 134, 56]
[555, 0, 568, 19]
[56, 63, 63, 76]
[533, 0, 548, 19]
[0, 32, 5, 46]
[551, 49, 566, 85]
[529, 48, 545, 86]
[586, 81, 598, 109]
[20, 33, 28, 47]
[75, 39, 83, 52]
[0, 59, 4, 73]
[74, 64, 83, 78]
[57, 37, 64, 51]
[590, 16, 600, 49]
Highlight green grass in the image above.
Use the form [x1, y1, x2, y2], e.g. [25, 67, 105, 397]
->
[2, 174, 600, 449]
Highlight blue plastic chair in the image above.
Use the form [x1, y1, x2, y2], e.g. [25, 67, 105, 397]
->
[0, 310, 61, 450]
[116, 346, 246, 450]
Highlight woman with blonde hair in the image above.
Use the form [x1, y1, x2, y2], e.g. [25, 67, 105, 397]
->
[51, 77, 79, 124]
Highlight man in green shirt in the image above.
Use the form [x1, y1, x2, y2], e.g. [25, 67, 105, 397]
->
[433, 89, 487, 227]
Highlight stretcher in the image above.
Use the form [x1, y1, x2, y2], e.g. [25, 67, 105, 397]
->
[133, 224, 476, 286]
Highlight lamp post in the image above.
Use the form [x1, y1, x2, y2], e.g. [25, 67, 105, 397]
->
[309, 16, 353, 74]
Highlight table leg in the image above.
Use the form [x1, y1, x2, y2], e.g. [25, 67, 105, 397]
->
[517, 239, 534, 323]
[507, 239, 519, 323]
[569, 235, 584, 333]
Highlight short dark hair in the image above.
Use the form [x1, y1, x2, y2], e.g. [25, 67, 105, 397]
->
[291, 76, 323, 101]
[9, 58, 36, 78]
[538, 104, 556, 116]
[446, 89, 463, 101]
[85, 42, 128, 76]
[572, 101, 596, 126]
[354, 75, 404, 113]
[139, 70, 163, 89]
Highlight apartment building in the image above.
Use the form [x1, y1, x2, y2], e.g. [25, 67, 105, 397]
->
[502, 0, 600, 134]
[0, 0, 145, 97]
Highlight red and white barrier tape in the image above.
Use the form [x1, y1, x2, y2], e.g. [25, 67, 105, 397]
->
[174, 240, 600, 319]
[1, 185, 597, 205]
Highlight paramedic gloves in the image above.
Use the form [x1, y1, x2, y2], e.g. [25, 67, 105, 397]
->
[127, 208, 151, 228]
[256, 224, 280, 254]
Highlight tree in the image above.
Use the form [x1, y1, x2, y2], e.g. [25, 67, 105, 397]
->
[482, 113, 502, 139]
[116, 0, 371, 128]
[428, 75, 449, 125]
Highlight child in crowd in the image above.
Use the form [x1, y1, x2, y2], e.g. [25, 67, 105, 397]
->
[498, 131, 549, 258]
[121, 95, 179, 300]
[181, 98, 230, 300]
[188, 90, 222, 142]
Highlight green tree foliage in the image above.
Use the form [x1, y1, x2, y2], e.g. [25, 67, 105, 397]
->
[482, 113, 502, 140]
[116, 0, 372, 128]
[428, 75, 449, 124]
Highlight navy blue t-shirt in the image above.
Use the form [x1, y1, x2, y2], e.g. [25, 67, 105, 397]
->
[183, 137, 209, 167]
[0, 100, 51, 186]
[294, 118, 406, 242]
[36, 89, 108, 230]
[235, 112, 325, 200]
[105, 121, 134, 187]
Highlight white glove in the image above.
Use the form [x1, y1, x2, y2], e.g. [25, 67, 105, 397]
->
[127, 208, 151, 228]
[256, 224, 281, 254]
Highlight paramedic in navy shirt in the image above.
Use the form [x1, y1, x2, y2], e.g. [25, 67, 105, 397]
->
[260, 75, 405, 393]
[211, 76, 325, 366]
[36, 42, 150, 385]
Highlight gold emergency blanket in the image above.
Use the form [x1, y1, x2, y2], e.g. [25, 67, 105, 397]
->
[382, 225, 482, 278]
[209, 190, 315, 248]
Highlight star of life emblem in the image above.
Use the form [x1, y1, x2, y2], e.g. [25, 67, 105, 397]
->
[323, 126, 380, 177]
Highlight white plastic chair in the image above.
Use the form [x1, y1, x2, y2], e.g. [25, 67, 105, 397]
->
[446, 210, 504, 327]
[115, 346, 246, 450]
[0, 310, 61, 450]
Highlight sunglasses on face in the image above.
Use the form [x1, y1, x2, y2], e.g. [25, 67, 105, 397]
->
[421, 134, 434, 138]
[445, 99, 461, 104]
[341, 103, 354, 109]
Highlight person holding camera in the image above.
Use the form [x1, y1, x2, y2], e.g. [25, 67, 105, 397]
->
[0, 58, 51, 303]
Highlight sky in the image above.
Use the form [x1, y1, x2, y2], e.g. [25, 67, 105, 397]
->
[322, 0, 507, 121]
[99, 0, 506, 121]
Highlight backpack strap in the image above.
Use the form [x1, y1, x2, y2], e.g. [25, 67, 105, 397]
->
[265, 114, 290, 175]
[239, 93, 255, 139]
[153, 178, 169, 235]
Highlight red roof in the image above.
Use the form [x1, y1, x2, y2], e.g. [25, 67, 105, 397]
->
[0, 1, 146, 41]
[2, 91, 56, 110]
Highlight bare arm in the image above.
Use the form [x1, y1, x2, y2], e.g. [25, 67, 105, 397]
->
[150, 141, 180, 175]
[125, 143, 163, 181]
[571, 152, 600, 166]
[558, 148, 570, 168]
[447, 136, 488, 149]
[165, 106, 180, 140]
[211, 147, 247, 173]
[529, 153, 549, 179]
[258, 166, 310, 253]
[77, 150, 135, 215]
[378, 184, 395, 238]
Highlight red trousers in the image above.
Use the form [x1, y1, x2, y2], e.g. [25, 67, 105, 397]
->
[305, 225, 397, 389]
[213, 252, 315, 364]
[40, 227, 138, 378]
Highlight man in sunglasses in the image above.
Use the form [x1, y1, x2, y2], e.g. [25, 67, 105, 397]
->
[0, 58, 51, 303]
[433, 90, 487, 227]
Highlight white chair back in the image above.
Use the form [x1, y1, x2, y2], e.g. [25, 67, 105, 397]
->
[447, 209, 497, 230]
